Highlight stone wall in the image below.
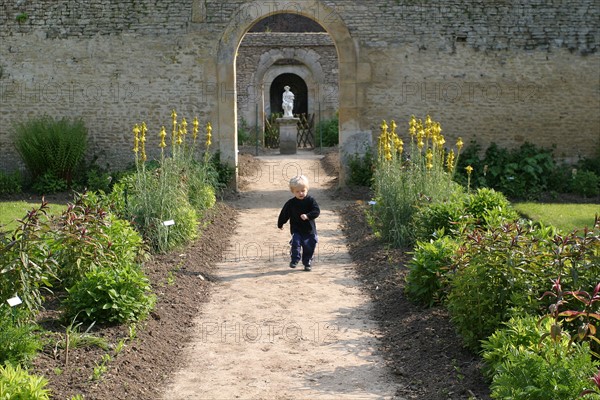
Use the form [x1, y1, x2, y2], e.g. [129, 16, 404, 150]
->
[0, 0, 598, 180]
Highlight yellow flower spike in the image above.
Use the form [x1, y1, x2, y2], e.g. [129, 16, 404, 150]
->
[159, 126, 167, 149]
[171, 109, 177, 123]
[425, 115, 432, 127]
[205, 122, 212, 148]
[133, 128, 140, 154]
[181, 118, 188, 134]
[177, 125, 183, 145]
[418, 140, 424, 150]
[465, 165, 473, 175]
[390, 120, 397, 135]
[192, 117, 199, 141]
[426, 148, 433, 163]
[426, 162, 433, 170]
[457, 137, 464, 152]
[446, 150, 455, 172]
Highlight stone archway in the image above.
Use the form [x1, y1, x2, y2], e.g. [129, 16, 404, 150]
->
[217, 0, 361, 188]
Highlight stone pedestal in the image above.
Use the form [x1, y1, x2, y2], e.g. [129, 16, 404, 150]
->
[277, 117, 299, 155]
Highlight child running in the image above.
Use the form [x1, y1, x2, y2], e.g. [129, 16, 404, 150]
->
[277, 175, 320, 271]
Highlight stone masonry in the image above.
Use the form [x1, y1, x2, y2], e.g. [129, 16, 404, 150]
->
[0, 0, 598, 185]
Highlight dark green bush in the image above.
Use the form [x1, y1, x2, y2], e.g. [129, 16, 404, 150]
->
[315, 113, 339, 147]
[62, 263, 155, 325]
[570, 170, 600, 198]
[456, 141, 558, 200]
[13, 115, 87, 188]
[347, 147, 374, 187]
[0, 171, 22, 195]
[404, 235, 458, 306]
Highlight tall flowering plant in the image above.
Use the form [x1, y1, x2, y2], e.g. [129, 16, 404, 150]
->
[124, 110, 216, 253]
[371, 115, 464, 247]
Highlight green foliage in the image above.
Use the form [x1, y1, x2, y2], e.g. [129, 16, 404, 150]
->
[0, 307, 43, 366]
[482, 314, 599, 400]
[411, 194, 467, 241]
[315, 113, 339, 147]
[570, 170, 600, 198]
[347, 147, 374, 187]
[62, 263, 155, 325]
[447, 222, 555, 350]
[209, 150, 234, 189]
[405, 235, 458, 306]
[0, 171, 22, 195]
[58, 318, 108, 351]
[50, 193, 145, 288]
[13, 115, 88, 187]
[237, 118, 252, 146]
[0, 363, 51, 400]
[448, 219, 600, 351]
[0, 200, 58, 316]
[31, 171, 68, 194]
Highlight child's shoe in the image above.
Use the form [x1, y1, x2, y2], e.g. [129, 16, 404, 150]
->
[289, 261, 298, 268]
[303, 264, 312, 271]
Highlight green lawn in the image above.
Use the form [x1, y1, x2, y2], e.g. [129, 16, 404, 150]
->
[514, 202, 600, 233]
[0, 200, 67, 232]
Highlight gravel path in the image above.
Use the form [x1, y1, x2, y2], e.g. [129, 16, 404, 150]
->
[162, 152, 400, 400]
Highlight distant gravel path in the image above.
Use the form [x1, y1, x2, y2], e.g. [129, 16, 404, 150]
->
[161, 151, 400, 399]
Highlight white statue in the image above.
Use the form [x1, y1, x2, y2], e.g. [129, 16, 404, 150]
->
[282, 85, 294, 118]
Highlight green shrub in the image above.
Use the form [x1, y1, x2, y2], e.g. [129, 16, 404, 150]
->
[570, 170, 600, 198]
[264, 113, 281, 149]
[0, 171, 22, 195]
[31, 171, 68, 194]
[448, 219, 600, 351]
[62, 263, 155, 325]
[315, 113, 339, 147]
[447, 222, 554, 350]
[13, 115, 87, 187]
[0, 201, 58, 316]
[0, 308, 43, 366]
[482, 315, 599, 400]
[0, 363, 51, 400]
[50, 193, 145, 288]
[456, 141, 558, 199]
[411, 193, 467, 241]
[404, 235, 458, 306]
[347, 147, 374, 187]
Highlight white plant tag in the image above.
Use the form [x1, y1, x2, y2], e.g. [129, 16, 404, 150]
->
[7, 296, 22, 307]
[163, 220, 175, 226]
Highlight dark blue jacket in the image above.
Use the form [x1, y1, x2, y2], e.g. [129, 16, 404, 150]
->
[277, 195, 320, 235]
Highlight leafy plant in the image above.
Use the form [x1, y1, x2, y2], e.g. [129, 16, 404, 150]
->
[315, 113, 339, 147]
[0, 170, 22, 195]
[62, 263, 155, 325]
[32, 171, 68, 194]
[482, 314, 599, 400]
[13, 115, 88, 187]
[0, 200, 58, 316]
[347, 146, 374, 187]
[570, 170, 600, 198]
[405, 235, 458, 306]
[0, 363, 51, 400]
[0, 307, 43, 366]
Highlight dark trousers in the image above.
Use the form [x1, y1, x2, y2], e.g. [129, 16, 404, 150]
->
[290, 232, 317, 267]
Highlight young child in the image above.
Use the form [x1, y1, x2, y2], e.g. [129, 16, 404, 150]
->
[277, 175, 320, 271]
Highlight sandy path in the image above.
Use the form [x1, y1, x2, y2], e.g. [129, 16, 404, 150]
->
[162, 152, 399, 400]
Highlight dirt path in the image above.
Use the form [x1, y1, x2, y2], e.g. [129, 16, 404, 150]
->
[161, 151, 400, 399]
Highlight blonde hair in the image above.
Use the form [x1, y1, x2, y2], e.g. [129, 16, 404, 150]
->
[289, 175, 309, 190]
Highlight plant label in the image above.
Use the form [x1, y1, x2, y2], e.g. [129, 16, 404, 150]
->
[163, 220, 175, 226]
[7, 296, 22, 307]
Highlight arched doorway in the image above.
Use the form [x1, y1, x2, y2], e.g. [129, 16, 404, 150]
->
[217, 0, 361, 188]
[270, 73, 308, 116]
